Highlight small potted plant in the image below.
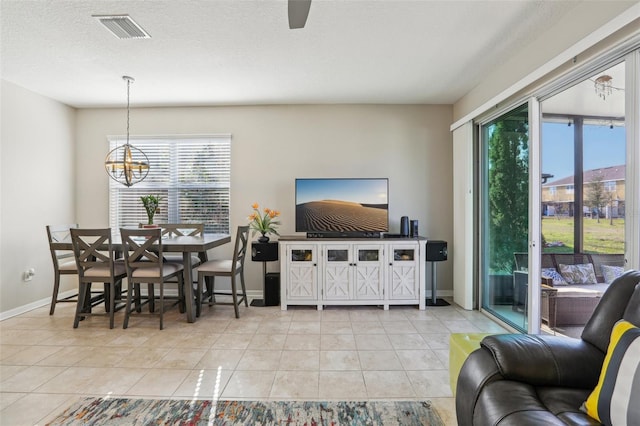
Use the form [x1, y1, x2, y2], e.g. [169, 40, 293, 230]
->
[248, 202, 280, 242]
[140, 195, 163, 226]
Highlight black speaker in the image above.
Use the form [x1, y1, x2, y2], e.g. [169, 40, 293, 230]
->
[426, 240, 447, 261]
[251, 242, 278, 262]
[400, 216, 409, 237]
[410, 220, 419, 237]
[264, 272, 280, 306]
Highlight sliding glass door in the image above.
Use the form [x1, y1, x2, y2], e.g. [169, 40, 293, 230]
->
[477, 48, 638, 335]
[480, 104, 531, 331]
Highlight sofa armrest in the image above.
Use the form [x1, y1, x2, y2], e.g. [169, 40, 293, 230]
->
[481, 334, 604, 388]
[456, 346, 502, 426]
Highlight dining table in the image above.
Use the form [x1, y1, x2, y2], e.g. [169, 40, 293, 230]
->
[50, 232, 231, 323]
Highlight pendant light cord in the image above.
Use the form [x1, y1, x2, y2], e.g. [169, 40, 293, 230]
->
[124, 76, 134, 145]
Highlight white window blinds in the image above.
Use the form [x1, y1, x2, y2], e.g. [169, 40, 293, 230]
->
[108, 135, 231, 233]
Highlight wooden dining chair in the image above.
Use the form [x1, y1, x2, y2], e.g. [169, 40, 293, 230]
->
[46, 224, 79, 315]
[70, 228, 127, 329]
[120, 227, 185, 330]
[157, 223, 206, 268]
[196, 226, 249, 318]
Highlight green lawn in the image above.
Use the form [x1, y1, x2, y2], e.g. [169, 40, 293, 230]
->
[542, 217, 625, 254]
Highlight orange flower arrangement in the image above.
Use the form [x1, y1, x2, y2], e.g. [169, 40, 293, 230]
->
[248, 203, 280, 238]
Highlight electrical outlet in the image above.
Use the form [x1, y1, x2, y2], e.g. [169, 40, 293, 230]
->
[23, 268, 35, 282]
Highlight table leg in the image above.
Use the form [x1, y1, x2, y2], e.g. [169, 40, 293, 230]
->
[183, 251, 195, 323]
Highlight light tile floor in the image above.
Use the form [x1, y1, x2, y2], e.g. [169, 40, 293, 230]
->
[0, 299, 507, 425]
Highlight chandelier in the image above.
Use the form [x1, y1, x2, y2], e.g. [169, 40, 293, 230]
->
[594, 74, 613, 100]
[104, 76, 149, 187]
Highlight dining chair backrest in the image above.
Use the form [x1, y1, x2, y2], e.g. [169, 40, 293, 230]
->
[70, 228, 118, 279]
[47, 224, 78, 268]
[46, 224, 79, 315]
[120, 227, 165, 273]
[232, 225, 249, 273]
[160, 223, 204, 237]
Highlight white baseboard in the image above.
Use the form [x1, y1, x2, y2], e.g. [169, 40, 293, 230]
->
[1, 288, 449, 321]
[0, 289, 77, 321]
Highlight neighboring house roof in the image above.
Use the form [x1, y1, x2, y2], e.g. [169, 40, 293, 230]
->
[544, 164, 625, 187]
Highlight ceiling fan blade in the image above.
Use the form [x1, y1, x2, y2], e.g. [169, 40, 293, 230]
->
[288, 0, 312, 29]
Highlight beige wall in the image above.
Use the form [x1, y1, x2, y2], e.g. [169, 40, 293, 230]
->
[76, 104, 454, 299]
[0, 100, 454, 315]
[1, 81, 76, 314]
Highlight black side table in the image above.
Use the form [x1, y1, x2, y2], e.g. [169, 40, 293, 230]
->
[250, 241, 279, 306]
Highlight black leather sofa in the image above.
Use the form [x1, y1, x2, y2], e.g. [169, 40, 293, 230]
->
[456, 270, 640, 426]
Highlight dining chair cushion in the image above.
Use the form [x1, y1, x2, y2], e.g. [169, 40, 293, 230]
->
[198, 260, 241, 273]
[84, 263, 126, 278]
[131, 263, 183, 278]
[58, 260, 78, 271]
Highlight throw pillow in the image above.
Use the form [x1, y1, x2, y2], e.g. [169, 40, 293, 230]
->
[582, 320, 640, 425]
[601, 265, 625, 284]
[541, 268, 568, 286]
[558, 263, 597, 284]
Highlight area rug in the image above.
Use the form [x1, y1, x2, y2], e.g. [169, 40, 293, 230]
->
[46, 398, 444, 425]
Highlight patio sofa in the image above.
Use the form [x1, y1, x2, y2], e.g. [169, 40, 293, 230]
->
[513, 252, 625, 327]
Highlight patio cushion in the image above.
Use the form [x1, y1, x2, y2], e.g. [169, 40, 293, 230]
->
[542, 268, 568, 286]
[559, 263, 597, 284]
[601, 265, 625, 284]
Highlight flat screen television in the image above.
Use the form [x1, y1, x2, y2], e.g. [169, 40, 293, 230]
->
[295, 178, 389, 237]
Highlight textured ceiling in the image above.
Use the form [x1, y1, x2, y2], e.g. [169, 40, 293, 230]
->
[1, 1, 581, 108]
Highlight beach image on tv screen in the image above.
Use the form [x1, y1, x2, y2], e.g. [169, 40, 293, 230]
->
[296, 179, 388, 232]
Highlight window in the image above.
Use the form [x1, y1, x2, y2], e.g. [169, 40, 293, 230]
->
[109, 135, 231, 233]
[542, 61, 627, 255]
[549, 186, 556, 196]
[565, 184, 574, 194]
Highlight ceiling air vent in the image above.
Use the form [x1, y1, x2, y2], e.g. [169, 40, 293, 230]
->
[93, 15, 151, 39]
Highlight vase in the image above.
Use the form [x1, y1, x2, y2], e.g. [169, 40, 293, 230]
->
[258, 234, 270, 243]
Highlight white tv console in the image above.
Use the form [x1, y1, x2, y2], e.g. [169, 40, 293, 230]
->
[278, 235, 427, 310]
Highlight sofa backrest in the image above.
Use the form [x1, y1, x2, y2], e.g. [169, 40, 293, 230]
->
[513, 252, 558, 271]
[582, 270, 640, 352]
[514, 252, 625, 283]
